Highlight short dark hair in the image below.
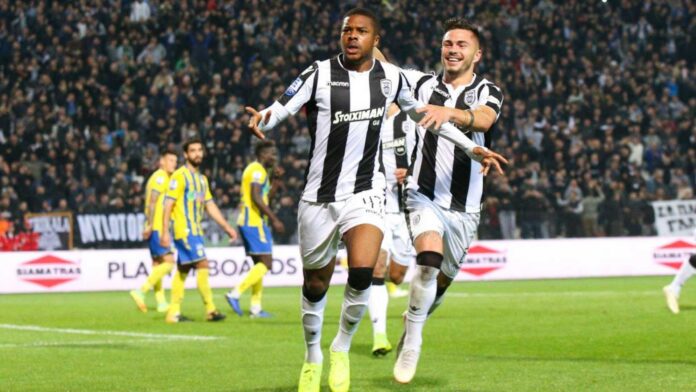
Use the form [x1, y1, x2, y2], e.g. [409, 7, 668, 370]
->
[255, 140, 276, 158]
[443, 18, 483, 48]
[344, 7, 381, 35]
[182, 138, 203, 153]
[161, 148, 177, 157]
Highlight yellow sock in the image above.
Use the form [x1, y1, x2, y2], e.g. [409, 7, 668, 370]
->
[154, 281, 166, 305]
[235, 263, 268, 297]
[196, 268, 216, 313]
[386, 281, 399, 295]
[167, 269, 188, 317]
[250, 278, 263, 314]
[141, 262, 174, 293]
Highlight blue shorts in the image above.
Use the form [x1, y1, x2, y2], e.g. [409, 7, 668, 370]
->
[174, 235, 207, 265]
[239, 225, 273, 255]
[149, 231, 173, 258]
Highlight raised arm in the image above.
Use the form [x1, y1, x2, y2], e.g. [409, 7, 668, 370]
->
[246, 62, 319, 140]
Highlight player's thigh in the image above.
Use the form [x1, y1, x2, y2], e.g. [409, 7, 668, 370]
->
[405, 191, 445, 255]
[339, 189, 386, 268]
[441, 212, 480, 279]
[252, 253, 273, 269]
[298, 200, 342, 270]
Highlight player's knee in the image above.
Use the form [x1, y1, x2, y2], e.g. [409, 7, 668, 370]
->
[416, 251, 444, 269]
[389, 269, 405, 285]
[302, 280, 328, 303]
[348, 267, 374, 290]
[690, 254, 696, 269]
[389, 265, 407, 284]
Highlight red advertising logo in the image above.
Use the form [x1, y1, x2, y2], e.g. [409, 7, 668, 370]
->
[653, 240, 696, 270]
[16, 255, 81, 288]
[461, 244, 507, 277]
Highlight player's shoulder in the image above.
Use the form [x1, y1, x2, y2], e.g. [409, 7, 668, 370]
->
[244, 161, 266, 174]
[170, 166, 187, 180]
[477, 75, 501, 91]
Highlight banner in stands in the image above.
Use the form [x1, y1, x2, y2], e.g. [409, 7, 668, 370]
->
[26, 212, 73, 250]
[652, 199, 696, 237]
[2, 237, 695, 294]
[75, 212, 147, 248]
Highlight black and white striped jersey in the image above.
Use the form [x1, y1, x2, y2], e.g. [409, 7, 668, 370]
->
[406, 73, 504, 213]
[381, 109, 416, 213]
[261, 55, 409, 203]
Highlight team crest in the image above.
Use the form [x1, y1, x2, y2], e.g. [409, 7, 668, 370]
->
[380, 79, 392, 97]
[402, 121, 414, 135]
[464, 89, 477, 106]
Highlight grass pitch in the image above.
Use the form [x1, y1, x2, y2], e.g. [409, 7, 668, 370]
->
[1, 276, 694, 391]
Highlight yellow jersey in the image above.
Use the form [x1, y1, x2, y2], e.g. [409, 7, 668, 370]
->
[165, 165, 213, 240]
[144, 169, 169, 232]
[237, 161, 270, 227]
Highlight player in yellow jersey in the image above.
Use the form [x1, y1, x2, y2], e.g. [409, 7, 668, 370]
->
[160, 138, 238, 323]
[129, 149, 178, 313]
[225, 141, 285, 318]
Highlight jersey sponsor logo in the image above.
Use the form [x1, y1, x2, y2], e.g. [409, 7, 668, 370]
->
[332, 107, 385, 125]
[464, 89, 477, 106]
[380, 79, 392, 97]
[327, 81, 349, 87]
[382, 137, 406, 151]
[432, 86, 451, 100]
[284, 77, 303, 97]
[652, 240, 696, 270]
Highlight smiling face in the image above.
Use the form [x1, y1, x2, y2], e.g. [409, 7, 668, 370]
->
[441, 28, 482, 77]
[340, 14, 379, 68]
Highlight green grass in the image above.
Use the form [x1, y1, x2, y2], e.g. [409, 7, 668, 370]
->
[1, 276, 695, 391]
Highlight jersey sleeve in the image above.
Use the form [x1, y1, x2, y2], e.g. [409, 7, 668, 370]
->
[260, 62, 319, 131]
[165, 172, 184, 201]
[250, 165, 267, 185]
[151, 172, 168, 194]
[478, 83, 504, 120]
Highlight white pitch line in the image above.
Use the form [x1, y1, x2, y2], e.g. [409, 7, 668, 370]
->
[447, 290, 655, 298]
[0, 339, 162, 349]
[0, 324, 222, 341]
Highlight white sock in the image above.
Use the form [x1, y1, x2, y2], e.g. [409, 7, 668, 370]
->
[250, 303, 262, 314]
[368, 281, 388, 336]
[670, 257, 696, 296]
[331, 284, 371, 352]
[404, 265, 438, 351]
[301, 293, 327, 363]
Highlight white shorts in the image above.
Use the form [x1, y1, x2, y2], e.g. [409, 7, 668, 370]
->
[298, 189, 386, 270]
[381, 212, 415, 267]
[405, 189, 480, 278]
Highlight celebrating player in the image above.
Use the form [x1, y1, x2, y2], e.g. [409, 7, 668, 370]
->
[160, 139, 238, 323]
[225, 140, 284, 318]
[376, 18, 507, 383]
[129, 149, 178, 313]
[245, 8, 505, 392]
[367, 103, 417, 357]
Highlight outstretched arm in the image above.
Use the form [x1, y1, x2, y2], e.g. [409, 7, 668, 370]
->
[246, 62, 319, 140]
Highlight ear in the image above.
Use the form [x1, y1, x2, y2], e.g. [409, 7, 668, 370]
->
[374, 34, 380, 47]
[473, 49, 482, 64]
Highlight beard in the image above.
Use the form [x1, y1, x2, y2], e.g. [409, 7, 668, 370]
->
[187, 157, 202, 167]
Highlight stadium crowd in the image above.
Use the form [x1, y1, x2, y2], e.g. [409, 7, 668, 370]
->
[0, 0, 694, 247]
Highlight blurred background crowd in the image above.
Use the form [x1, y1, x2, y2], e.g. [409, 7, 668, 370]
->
[0, 0, 694, 247]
